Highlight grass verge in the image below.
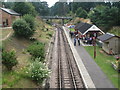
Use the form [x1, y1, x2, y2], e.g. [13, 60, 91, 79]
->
[2, 17, 55, 88]
[84, 46, 119, 89]
[0, 28, 13, 40]
[69, 28, 75, 31]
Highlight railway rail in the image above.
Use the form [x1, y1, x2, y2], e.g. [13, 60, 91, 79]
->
[47, 25, 85, 89]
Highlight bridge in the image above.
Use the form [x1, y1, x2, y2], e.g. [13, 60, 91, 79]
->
[40, 16, 72, 19]
[40, 16, 72, 25]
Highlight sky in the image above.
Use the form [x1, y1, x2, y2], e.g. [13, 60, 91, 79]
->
[41, 0, 59, 7]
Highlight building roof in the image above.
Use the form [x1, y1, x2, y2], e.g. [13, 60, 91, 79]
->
[0, 8, 21, 16]
[75, 22, 93, 34]
[75, 22, 104, 35]
[97, 33, 115, 42]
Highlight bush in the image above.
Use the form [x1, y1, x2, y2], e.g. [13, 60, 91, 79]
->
[23, 14, 36, 31]
[27, 59, 50, 84]
[47, 32, 52, 37]
[27, 42, 45, 61]
[2, 50, 18, 70]
[12, 19, 34, 38]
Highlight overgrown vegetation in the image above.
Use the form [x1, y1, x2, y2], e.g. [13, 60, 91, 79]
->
[2, 50, 18, 70]
[109, 27, 120, 36]
[27, 42, 45, 61]
[12, 14, 36, 38]
[26, 59, 50, 84]
[2, 2, 54, 88]
[23, 14, 36, 31]
[12, 19, 32, 38]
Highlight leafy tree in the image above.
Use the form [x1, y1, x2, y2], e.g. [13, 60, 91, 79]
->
[27, 59, 50, 84]
[2, 50, 18, 70]
[70, 2, 113, 14]
[112, 2, 120, 26]
[13, 2, 36, 17]
[23, 14, 36, 31]
[27, 42, 45, 61]
[12, 19, 34, 38]
[76, 7, 88, 18]
[32, 2, 49, 16]
[2, 2, 14, 9]
[71, 2, 96, 13]
[88, 5, 119, 32]
[50, 2, 69, 16]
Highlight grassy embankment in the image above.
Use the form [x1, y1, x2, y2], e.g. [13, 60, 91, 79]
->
[108, 27, 120, 36]
[84, 46, 120, 89]
[0, 28, 13, 40]
[2, 17, 55, 88]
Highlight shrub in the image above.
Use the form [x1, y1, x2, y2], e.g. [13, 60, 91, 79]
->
[27, 42, 45, 61]
[2, 50, 18, 70]
[12, 19, 33, 38]
[27, 59, 50, 84]
[23, 14, 36, 31]
[47, 32, 52, 37]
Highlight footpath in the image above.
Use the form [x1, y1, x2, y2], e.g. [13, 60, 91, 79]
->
[63, 26, 115, 88]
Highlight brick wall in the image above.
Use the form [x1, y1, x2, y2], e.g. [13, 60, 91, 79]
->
[1, 10, 20, 27]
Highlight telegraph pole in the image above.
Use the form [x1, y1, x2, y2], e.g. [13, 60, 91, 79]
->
[94, 33, 96, 59]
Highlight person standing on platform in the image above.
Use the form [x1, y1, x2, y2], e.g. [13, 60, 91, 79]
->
[78, 37, 80, 46]
[74, 37, 76, 46]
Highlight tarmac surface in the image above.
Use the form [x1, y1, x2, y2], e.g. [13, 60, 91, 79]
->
[63, 26, 116, 88]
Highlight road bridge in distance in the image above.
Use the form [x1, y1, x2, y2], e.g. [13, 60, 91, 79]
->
[40, 16, 72, 25]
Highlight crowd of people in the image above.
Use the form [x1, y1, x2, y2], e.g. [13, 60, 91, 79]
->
[69, 30, 81, 46]
[69, 30, 95, 46]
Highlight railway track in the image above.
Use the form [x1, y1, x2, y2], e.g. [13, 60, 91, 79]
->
[47, 25, 85, 89]
[57, 26, 84, 88]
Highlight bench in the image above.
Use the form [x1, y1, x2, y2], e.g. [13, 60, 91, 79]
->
[111, 62, 117, 70]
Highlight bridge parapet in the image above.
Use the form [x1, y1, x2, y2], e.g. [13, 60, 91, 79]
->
[40, 16, 72, 19]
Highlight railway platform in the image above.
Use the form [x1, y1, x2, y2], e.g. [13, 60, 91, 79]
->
[63, 26, 116, 88]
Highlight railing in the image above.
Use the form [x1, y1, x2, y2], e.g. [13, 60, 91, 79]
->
[40, 16, 72, 19]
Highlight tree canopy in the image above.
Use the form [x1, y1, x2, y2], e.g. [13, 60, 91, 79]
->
[50, 2, 69, 16]
[76, 7, 87, 18]
[13, 2, 36, 17]
[32, 2, 49, 16]
[88, 5, 119, 32]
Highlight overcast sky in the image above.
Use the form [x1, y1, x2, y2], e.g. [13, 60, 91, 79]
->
[41, 0, 59, 7]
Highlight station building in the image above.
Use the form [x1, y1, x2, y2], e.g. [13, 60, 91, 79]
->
[75, 22, 105, 37]
[97, 33, 120, 55]
[0, 7, 21, 27]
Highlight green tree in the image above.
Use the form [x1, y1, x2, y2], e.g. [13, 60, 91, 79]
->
[88, 5, 119, 32]
[32, 2, 49, 16]
[50, 2, 69, 16]
[2, 50, 18, 70]
[13, 2, 36, 17]
[76, 7, 88, 18]
[12, 19, 34, 38]
[2, 2, 14, 9]
[23, 14, 36, 31]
